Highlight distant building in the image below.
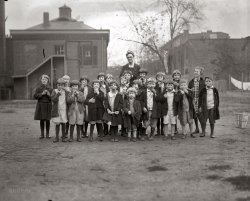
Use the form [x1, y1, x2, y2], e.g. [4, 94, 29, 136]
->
[162, 30, 250, 82]
[6, 5, 109, 99]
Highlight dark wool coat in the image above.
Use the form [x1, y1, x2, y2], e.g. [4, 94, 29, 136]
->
[139, 89, 160, 120]
[175, 90, 196, 121]
[155, 83, 165, 118]
[85, 90, 105, 122]
[123, 99, 142, 128]
[79, 85, 93, 122]
[119, 63, 141, 82]
[34, 85, 53, 120]
[51, 90, 69, 118]
[188, 77, 206, 95]
[198, 87, 220, 122]
[158, 91, 178, 117]
[66, 90, 85, 118]
[103, 93, 123, 126]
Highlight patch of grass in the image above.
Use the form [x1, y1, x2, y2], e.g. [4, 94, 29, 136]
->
[206, 175, 222, 181]
[236, 196, 250, 201]
[224, 175, 250, 191]
[208, 164, 232, 171]
[147, 166, 168, 172]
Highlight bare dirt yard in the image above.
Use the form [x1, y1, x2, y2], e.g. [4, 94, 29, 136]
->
[0, 91, 250, 201]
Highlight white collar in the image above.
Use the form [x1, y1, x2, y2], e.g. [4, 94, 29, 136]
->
[206, 86, 214, 90]
[108, 91, 118, 97]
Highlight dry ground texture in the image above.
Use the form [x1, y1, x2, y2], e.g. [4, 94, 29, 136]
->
[0, 91, 250, 201]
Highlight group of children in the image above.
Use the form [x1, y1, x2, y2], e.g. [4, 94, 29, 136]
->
[34, 66, 220, 143]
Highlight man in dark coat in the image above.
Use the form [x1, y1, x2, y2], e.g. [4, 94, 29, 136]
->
[188, 66, 206, 134]
[119, 50, 141, 82]
[198, 77, 220, 138]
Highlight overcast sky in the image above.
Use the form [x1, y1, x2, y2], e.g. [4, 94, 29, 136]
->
[5, 0, 250, 66]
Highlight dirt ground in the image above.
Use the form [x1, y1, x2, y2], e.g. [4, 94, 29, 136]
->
[0, 92, 250, 201]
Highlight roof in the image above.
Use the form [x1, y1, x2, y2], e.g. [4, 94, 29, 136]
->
[27, 18, 95, 30]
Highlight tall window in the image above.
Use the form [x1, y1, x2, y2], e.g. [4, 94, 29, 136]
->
[81, 42, 97, 66]
[55, 45, 64, 55]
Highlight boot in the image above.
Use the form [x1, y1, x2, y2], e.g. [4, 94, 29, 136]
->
[200, 123, 206, 137]
[77, 125, 82, 142]
[68, 125, 75, 142]
[53, 125, 60, 143]
[210, 124, 215, 138]
[65, 122, 69, 138]
[45, 120, 51, 138]
[39, 120, 45, 139]
[96, 123, 104, 141]
[61, 123, 67, 142]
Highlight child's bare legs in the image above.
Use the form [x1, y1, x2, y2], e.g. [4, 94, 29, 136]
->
[132, 129, 137, 142]
[127, 130, 132, 141]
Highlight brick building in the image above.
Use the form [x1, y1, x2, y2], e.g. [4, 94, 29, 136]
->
[163, 30, 250, 82]
[7, 5, 109, 99]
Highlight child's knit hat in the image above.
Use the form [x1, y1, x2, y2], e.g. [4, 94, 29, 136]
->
[80, 76, 90, 83]
[57, 78, 66, 84]
[139, 68, 148, 75]
[70, 80, 79, 87]
[147, 77, 156, 84]
[97, 72, 106, 79]
[172, 69, 181, 78]
[92, 79, 100, 85]
[109, 80, 119, 87]
[62, 75, 70, 81]
[179, 79, 188, 85]
[127, 87, 137, 94]
[156, 72, 165, 78]
[165, 80, 174, 85]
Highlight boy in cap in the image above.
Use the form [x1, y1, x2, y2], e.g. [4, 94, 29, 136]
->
[66, 80, 85, 142]
[123, 87, 142, 141]
[123, 70, 133, 86]
[103, 80, 123, 142]
[51, 78, 68, 143]
[79, 76, 93, 138]
[175, 79, 195, 138]
[85, 80, 105, 141]
[139, 77, 159, 140]
[161, 80, 178, 140]
[198, 77, 220, 138]
[138, 68, 148, 89]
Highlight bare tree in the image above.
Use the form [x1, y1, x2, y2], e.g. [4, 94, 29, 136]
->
[119, 0, 203, 73]
[156, 0, 204, 41]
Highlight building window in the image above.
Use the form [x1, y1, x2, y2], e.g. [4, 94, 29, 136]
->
[81, 43, 98, 66]
[55, 45, 64, 55]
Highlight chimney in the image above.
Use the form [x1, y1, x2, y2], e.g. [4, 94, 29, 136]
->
[59, 5, 72, 20]
[43, 12, 49, 27]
